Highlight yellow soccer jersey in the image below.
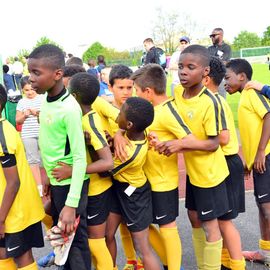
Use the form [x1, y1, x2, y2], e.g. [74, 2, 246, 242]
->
[112, 136, 148, 188]
[0, 119, 45, 233]
[144, 97, 191, 192]
[174, 86, 229, 188]
[92, 97, 119, 136]
[238, 89, 270, 170]
[215, 93, 239, 156]
[82, 110, 112, 196]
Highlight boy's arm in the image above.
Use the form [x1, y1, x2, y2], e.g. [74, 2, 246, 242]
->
[59, 108, 87, 234]
[0, 154, 20, 238]
[254, 112, 270, 174]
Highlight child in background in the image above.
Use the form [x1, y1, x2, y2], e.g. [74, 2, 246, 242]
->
[0, 83, 45, 270]
[225, 59, 270, 266]
[16, 76, 43, 196]
[99, 67, 114, 103]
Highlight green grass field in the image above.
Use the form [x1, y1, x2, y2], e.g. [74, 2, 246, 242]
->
[167, 63, 270, 128]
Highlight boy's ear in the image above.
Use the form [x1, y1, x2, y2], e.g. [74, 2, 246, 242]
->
[203, 66, 210, 77]
[203, 75, 210, 87]
[108, 84, 113, 93]
[71, 92, 78, 100]
[126, 120, 133, 130]
[238, 72, 246, 81]
[54, 69, 64, 81]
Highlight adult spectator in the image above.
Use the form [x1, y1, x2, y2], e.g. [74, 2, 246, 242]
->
[169, 36, 190, 96]
[96, 55, 106, 73]
[208, 28, 231, 98]
[12, 56, 24, 90]
[3, 65, 16, 93]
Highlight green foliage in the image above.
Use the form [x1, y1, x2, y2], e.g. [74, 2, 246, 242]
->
[232, 31, 261, 50]
[82, 42, 140, 66]
[33, 36, 63, 50]
[262, 26, 270, 46]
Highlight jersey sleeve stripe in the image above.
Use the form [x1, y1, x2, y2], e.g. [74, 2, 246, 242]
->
[203, 89, 219, 133]
[166, 101, 191, 134]
[255, 91, 270, 111]
[0, 121, 9, 154]
[88, 113, 107, 147]
[215, 94, 227, 130]
[112, 142, 145, 175]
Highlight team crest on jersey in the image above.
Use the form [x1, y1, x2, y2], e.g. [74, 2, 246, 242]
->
[187, 110, 194, 119]
[46, 114, 53, 125]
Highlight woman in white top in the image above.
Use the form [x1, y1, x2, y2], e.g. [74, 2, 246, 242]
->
[16, 76, 43, 196]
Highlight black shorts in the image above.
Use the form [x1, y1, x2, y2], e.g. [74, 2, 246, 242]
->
[87, 187, 112, 226]
[185, 176, 229, 221]
[114, 180, 153, 232]
[152, 188, 179, 225]
[254, 154, 270, 204]
[219, 154, 245, 220]
[0, 222, 44, 258]
[50, 179, 91, 269]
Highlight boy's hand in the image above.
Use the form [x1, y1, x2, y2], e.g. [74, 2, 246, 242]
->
[253, 149, 266, 174]
[155, 139, 182, 156]
[0, 221, 5, 239]
[58, 206, 76, 235]
[148, 131, 160, 148]
[24, 109, 31, 118]
[43, 180, 51, 199]
[30, 108, 38, 116]
[244, 81, 264, 91]
[114, 130, 131, 162]
[52, 162, 72, 181]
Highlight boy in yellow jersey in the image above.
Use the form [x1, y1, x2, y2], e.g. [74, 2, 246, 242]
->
[52, 72, 114, 270]
[0, 84, 45, 270]
[204, 56, 245, 270]
[107, 97, 161, 270]
[224, 59, 270, 266]
[158, 45, 230, 270]
[129, 63, 193, 270]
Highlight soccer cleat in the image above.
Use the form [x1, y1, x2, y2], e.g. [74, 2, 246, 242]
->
[242, 250, 270, 266]
[123, 260, 137, 270]
[37, 251, 55, 267]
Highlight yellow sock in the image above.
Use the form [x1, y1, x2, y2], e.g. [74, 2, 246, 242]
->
[88, 238, 113, 270]
[204, 239, 222, 270]
[119, 223, 136, 261]
[230, 257, 246, 270]
[137, 257, 143, 268]
[0, 258, 17, 270]
[18, 261, 38, 270]
[160, 227, 181, 270]
[221, 248, 230, 268]
[259, 239, 270, 250]
[192, 228, 206, 270]
[149, 224, 167, 265]
[42, 214, 53, 231]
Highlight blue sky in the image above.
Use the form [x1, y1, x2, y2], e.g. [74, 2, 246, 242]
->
[1, 0, 269, 59]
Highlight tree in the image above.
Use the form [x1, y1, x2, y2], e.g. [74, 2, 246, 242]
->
[82, 42, 106, 63]
[262, 26, 270, 46]
[151, 8, 201, 54]
[232, 31, 261, 50]
[34, 36, 63, 50]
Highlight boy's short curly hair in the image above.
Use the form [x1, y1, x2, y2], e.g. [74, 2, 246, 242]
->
[69, 72, 100, 105]
[209, 56, 226, 86]
[125, 97, 154, 132]
[226, 59, 253, 80]
[109, 64, 133, 86]
[63, 65, 86, 78]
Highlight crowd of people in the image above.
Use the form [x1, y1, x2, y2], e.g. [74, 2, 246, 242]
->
[0, 27, 270, 270]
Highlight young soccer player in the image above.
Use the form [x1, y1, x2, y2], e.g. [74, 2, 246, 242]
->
[245, 81, 270, 99]
[224, 59, 270, 266]
[204, 56, 245, 270]
[0, 84, 45, 270]
[157, 45, 230, 270]
[27, 44, 91, 269]
[107, 96, 161, 270]
[129, 63, 193, 270]
[51, 72, 114, 270]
